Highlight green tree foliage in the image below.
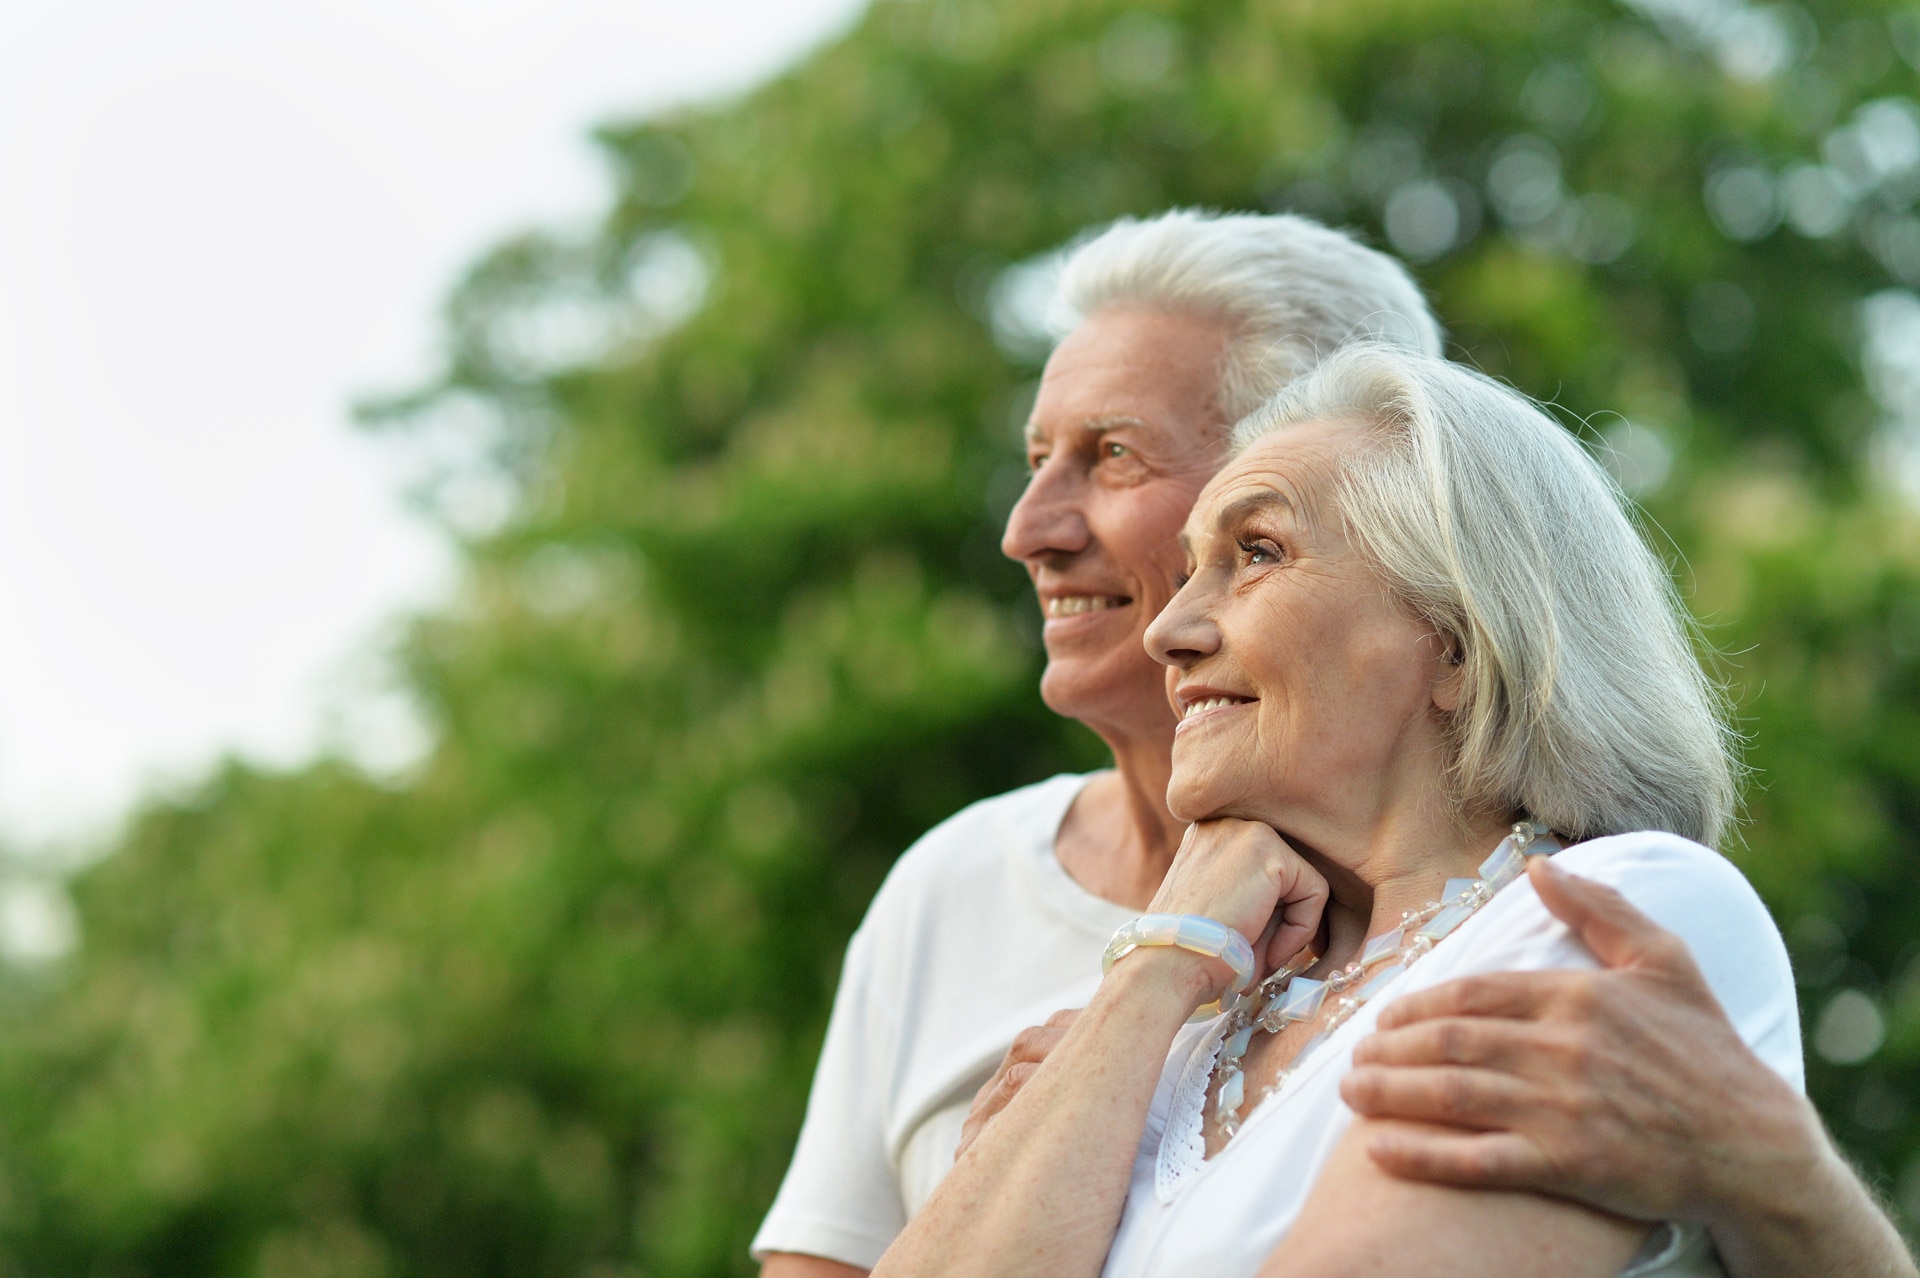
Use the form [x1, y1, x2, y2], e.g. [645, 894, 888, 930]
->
[3, 0, 1920, 1272]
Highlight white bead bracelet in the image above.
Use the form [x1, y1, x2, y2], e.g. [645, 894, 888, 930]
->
[1102, 913, 1257, 997]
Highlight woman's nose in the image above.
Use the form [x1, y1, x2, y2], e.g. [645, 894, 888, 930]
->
[1144, 577, 1220, 668]
[1000, 461, 1090, 564]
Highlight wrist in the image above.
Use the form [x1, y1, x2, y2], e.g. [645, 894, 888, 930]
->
[1692, 1086, 1834, 1241]
[1102, 913, 1256, 1001]
[1100, 945, 1225, 1013]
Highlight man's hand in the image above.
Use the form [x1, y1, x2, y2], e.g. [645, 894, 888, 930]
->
[1341, 854, 1916, 1278]
[956, 1009, 1079, 1159]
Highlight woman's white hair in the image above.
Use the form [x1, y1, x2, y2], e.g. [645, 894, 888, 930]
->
[1233, 343, 1738, 847]
[1057, 209, 1443, 420]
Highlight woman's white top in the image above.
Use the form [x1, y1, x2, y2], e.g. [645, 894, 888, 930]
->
[1101, 831, 1803, 1278]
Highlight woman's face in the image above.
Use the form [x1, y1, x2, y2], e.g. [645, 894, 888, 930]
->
[1145, 418, 1454, 834]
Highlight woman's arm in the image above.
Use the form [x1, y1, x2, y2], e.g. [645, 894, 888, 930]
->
[876, 818, 1329, 1278]
[873, 948, 1213, 1278]
[1265, 1116, 1649, 1278]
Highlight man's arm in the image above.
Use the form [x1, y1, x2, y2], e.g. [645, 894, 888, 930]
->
[760, 1256, 868, 1278]
[751, 925, 910, 1273]
[1340, 854, 1916, 1278]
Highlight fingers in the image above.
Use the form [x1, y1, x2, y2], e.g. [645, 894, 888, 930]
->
[1372, 970, 1571, 1030]
[1267, 857, 1330, 970]
[956, 1009, 1087, 1157]
[1341, 1064, 1533, 1132]
[956, 1062, 1038, 1157]
[1361, 1123, 1549, 1192]
[1526, 856, 1698, 976]
[1144, 809, 1313, 940]
[1007, 1022, 1070, 1066]
[1351, 1017, 1542, 1071]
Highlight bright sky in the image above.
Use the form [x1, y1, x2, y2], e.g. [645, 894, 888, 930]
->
[0, 0, 868, 849]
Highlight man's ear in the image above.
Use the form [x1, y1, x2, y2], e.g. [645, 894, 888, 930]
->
[1429, 631, 1465, 713]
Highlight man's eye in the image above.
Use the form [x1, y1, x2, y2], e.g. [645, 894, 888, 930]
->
[1103, 441, 1128, 459]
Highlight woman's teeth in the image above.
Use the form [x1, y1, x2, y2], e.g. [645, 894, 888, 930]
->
[1183, 696, 1248, 719]
[1045, 595, 1127, 617]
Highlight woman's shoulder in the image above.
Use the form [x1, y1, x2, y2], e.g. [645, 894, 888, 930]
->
[1551, 830, 1777, 948]
[1454, 828, 1804, 1091]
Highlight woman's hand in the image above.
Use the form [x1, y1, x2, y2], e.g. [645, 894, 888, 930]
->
[1147, 818, 1329, 976]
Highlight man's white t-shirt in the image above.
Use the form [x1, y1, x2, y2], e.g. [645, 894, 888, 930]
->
[752, 772, 1132, 1268]
[1100, 831, 1803, 1278]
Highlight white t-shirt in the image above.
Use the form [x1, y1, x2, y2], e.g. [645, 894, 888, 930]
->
[1101, 831, 1803, 1278]
[752, 772, 1134, 1268]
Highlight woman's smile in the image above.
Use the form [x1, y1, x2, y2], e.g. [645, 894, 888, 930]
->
[1172, 686, 1258, 737]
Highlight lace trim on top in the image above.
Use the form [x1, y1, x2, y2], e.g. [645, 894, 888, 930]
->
[1155, 1017, 1230, 1203]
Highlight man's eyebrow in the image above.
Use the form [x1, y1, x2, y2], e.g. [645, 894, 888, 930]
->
[1024, 412, 1154, 446]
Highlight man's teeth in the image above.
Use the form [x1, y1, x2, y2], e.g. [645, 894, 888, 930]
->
[1045, 595, 1127, 618]
[1183, 696, 1248, 719]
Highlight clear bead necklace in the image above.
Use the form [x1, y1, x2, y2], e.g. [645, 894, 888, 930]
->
[1207, 819, 1561, 1141]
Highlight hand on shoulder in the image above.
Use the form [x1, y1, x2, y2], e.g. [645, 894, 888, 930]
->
[1339, 855, 1918, 1278]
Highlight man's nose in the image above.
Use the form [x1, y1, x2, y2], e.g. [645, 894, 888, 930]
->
[1001, 460, 1090, 564]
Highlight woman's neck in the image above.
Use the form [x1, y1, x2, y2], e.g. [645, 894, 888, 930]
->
[1300, 803, 1515, 968]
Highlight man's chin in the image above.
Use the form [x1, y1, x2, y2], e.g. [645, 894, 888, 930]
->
[1036, 655, 1161, 727]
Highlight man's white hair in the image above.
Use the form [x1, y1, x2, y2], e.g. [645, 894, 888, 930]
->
[1233, 343, 1738, 847]
[1057, 209, 1443, 420]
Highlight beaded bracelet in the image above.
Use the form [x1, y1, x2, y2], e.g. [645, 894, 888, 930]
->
[1101, 913, 1257, 999]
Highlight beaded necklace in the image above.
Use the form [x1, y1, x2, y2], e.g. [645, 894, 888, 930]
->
[1208, 819, 1561, 1140]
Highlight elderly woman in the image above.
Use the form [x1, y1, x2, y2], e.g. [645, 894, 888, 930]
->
[873, 342, 1799, 1278]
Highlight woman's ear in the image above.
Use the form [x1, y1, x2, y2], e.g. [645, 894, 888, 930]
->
[1429, 631, 1465, 713]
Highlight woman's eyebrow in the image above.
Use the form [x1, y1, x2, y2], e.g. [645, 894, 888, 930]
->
[1213, 490, 1292, 529]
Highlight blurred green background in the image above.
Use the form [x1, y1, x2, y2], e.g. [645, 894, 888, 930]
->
[4, 0, 1920, 1272]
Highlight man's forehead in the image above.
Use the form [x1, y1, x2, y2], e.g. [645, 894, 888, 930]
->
[1022, 410, 1157, 445]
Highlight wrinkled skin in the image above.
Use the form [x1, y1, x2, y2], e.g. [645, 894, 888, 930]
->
[963, 856, 1919, 1278]
[1343, 854, 1917, 1278]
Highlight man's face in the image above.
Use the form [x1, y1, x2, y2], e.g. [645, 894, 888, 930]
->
[1002, 306, 1233, 739]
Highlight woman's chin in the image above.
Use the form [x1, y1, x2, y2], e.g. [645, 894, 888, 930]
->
[1165, 775, 1234, 825]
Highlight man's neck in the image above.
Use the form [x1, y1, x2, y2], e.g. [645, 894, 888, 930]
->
[1053, 720, 1186, 911]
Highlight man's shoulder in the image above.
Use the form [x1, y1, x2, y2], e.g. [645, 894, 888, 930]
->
[879, 772, 1092, 897]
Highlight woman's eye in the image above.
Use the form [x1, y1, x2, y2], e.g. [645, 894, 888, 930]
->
[1239, 539, 1282, 565]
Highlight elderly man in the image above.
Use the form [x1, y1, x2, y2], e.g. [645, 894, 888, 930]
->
[754, 210, 1913, 1278]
